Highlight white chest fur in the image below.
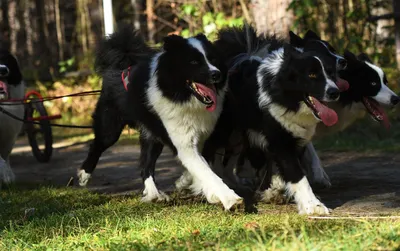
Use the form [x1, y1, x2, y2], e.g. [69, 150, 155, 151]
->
[146, 76, 224, 149]
[268, 102, 318, 145]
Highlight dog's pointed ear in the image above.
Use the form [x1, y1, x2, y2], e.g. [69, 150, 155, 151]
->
[343, 49, 358, 62]
[357, 53, 372, 63]
[304, 30, 321, 41]
[194, 33, 207, 41]
[343, 49, 362, 69]
[289, 31, 304, 47]
[4, 53, 22, 84]
[163, 35, 186, 51]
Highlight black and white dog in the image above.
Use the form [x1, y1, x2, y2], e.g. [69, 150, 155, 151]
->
[301, 50, 400, 187]
[0, 48, 25, 187]
[77, 25, 243, 210]
[176, 25, 345, 214]
[250, 33, 399, 203]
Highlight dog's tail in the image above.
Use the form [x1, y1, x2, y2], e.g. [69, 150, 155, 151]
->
[215, 23, 271, 67]
[95, 24, 156, 74]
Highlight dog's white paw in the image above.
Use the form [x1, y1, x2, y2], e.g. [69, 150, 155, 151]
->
[221, 191, 243, 210]
[141, 177, 170, 203]
[0, 159, 15, 187]
[260, 188, 289, 204]
[141, 190, 170, 202]
[175, 171, 193, 192]
[298, 199, 330, 215]
[204, 184, 242, 210]
[77, 169, 91, 187]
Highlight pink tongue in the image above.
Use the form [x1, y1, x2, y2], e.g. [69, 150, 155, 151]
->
[311, 97, 338, 126]
[194, 83, 217, 112]
[336, 77, 349, 92]
[0, 81, 8, 95]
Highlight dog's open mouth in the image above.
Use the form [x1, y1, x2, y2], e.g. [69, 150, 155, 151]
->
[362, 97, 390, 128]
[304, 95, 338, 126]
[0, 81, 9, 100]
[187, 80, 217, 112]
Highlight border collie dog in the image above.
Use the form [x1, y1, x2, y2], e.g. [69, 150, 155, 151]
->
[0, 48, 24, 187]
[302, 50, 400, 186]
[175, 26, 346, 214]
[77, 25, 242, 210]
[205, 25, 342, 214]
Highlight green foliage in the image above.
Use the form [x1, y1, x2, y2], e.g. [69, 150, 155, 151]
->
[58, 57, 76, 74]
[288, 0, 397, 68]
[178, 3, 243, 40]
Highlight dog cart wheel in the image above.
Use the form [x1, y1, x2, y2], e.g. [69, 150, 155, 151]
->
[24, 91, 54, 163]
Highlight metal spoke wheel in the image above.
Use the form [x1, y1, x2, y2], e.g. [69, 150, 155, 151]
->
[25, 97, 53, 163]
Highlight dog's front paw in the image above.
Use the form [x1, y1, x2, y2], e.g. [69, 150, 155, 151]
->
[141, 190, 170, 203]
[0, 159, 15, 187]
[77, 169, 91, 187]
[298, 199, 330, 215]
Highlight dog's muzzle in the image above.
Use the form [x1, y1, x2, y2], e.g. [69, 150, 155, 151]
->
[0, 65, 9, 77]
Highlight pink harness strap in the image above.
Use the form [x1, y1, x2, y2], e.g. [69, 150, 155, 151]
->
[121, 66, 131, 91]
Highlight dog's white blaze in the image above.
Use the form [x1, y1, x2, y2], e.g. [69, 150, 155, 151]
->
[257, 48, 284, 109]
[317, 40, 345, 63]
[286, 176, 329, 215]
[187, 38, 219, 72]
[146, 53, 241, 210]
[247, 130, 268, 150]
[142, 176, 170, 202]
[313, 56, 338, 101]
[365, 61, 397, 105]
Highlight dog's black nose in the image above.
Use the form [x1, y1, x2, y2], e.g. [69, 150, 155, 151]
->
[327, 87, 340, 100]
[337, 58, 347, 70]
[0, 65, 9, 77]
[210, 70, 221, 83]
[390, 95, 400, 106]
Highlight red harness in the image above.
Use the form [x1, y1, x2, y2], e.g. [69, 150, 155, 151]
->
[121, 66, 131, 91]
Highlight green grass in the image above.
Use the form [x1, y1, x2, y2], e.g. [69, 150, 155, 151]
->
[1, 187, 399, 250]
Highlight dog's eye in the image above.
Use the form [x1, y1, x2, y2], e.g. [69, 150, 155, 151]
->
[308, 73, 317, 79]
[190, 60, 199, 65]
[371, 82, 377, 86]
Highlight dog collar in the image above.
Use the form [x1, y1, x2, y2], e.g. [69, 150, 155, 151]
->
[121, 66, 131, 91]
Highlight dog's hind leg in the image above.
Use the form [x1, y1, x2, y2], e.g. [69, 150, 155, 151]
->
[302, 143, 331, 188]
[275, 149, 329, 215]
[0, 157, 15, 187]
[139, 133, 170, 202]
[78, 101, 125, 186]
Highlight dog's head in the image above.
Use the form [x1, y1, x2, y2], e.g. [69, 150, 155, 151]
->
[159, 34, 224, 112]
[289, 30, 349, 92]
[341, 50, 399, 127]
[0, 48, 22, 100]
[258, 44, 339, 126]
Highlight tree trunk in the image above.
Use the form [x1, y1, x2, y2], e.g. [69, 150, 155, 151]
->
[251, 0, 293, 36]
[131, 0, 142, 31]
[146, 0, 155, 43]
[55, 0, 64, 61]
[393, 0, 400, 70]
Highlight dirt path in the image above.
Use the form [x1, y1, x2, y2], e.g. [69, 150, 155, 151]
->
[10, 137, 400, 214]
